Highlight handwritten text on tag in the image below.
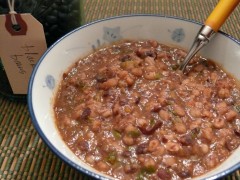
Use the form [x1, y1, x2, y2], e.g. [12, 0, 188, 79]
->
[0, 13, 47, 94]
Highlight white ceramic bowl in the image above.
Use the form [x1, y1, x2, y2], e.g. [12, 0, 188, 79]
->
[28, 15, 240, 180]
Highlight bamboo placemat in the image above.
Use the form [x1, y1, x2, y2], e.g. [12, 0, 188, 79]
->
[0, 0, 240, 180]
[83, 0, 240, 40]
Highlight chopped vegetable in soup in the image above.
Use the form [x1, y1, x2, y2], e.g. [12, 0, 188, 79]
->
[54, 40, 240, 180]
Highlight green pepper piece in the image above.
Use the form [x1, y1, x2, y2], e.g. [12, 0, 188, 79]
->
[106, 151, 117, 165]
[155, 72, 162, 80]
[112, 130, 121, 139]
[171, 64, 179, 70]
[136, 171, 146, 180]
[128, 130, 141, 138]
[234, 104, 240, 113]
[136, 166, 156, 180]
[150, 118, 155, 126]
[142, 166, 156, 174]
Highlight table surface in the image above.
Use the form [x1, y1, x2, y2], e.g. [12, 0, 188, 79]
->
[0, 0, 240, 179]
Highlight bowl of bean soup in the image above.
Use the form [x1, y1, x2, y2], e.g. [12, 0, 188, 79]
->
[28, 15, 240, 180]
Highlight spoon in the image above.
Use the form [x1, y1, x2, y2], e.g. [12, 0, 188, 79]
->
[179, 0, 240, 73]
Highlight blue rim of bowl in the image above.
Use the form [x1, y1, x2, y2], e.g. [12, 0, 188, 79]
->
[28, 14, 240, 180]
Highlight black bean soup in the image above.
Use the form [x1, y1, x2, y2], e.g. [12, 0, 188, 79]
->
[54, 40, 240, 180]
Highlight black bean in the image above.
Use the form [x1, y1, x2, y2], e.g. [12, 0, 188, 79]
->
[138, 121, 163, 135]
[95, 74, 107, 83]
[203, 60, 217, 70]
[161, 136, 168, 144]
[70, 0, 80, 8]
[0, 1, 8, 8]
[80, 107, 91, 120]
[234, 125, 240, 136]
[59, 5, 70, 13]
[120, 54, 132, 62]
[136, 143, 148, 154]
[58, 12, 69, 21]
[135, 97, 141, 104]
[136, 48, 156, 59]
[62, 72, 68, 79]
[146, 51, 156, 58]
[102, 91, 109, 97]
[49, 24, 59, 33]
[157, 168, 172, 180]
[225, 137, 239, 151]
[179, 134, 194, 146]
[70, 10, 80, 19]
[151, 106, 161, 112]
[122, 150, 132, 157]
[78, 140, 89, 151]
[46, 15, 58, 24]
[51, 9, 59, 17]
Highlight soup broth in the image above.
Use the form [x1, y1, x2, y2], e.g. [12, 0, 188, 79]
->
[54, 40, 240, 180]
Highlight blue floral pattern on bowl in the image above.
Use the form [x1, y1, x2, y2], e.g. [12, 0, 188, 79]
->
[91, 25, 145, 50]
[171, 28, 185, 42]
[92, 27, 122, 50]
[103, 26, 122, 42]
[45, 75, 55, 90]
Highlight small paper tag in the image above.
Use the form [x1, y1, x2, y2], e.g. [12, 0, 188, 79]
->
[0, 13, 47, 94]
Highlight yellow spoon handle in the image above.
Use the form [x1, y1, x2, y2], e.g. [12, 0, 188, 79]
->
[205, 0, 240, 32]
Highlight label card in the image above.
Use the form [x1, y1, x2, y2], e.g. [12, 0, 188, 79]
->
[0, 13, 47, 94]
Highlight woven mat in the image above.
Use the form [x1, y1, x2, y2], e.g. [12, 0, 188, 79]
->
[0, 0, 240, 179]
